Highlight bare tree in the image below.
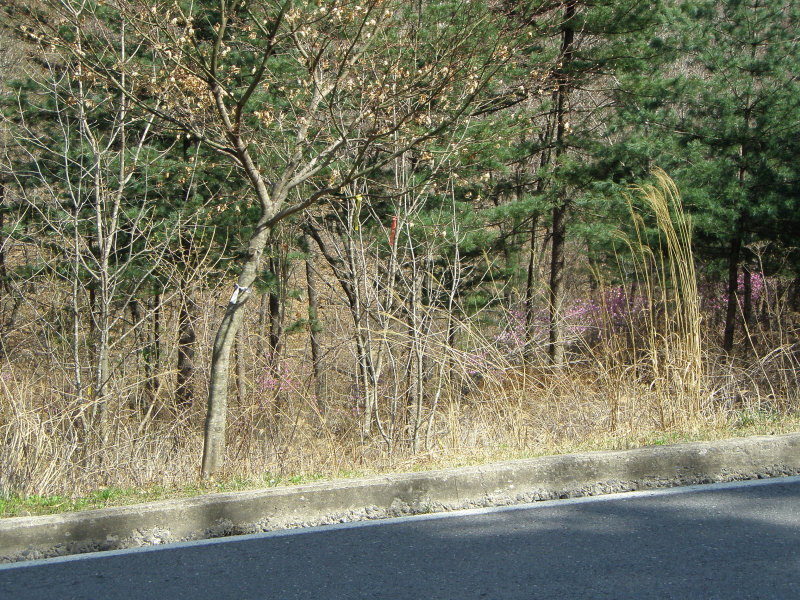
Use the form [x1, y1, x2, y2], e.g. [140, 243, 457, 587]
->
[20, 0, 514, 476]
[5, 29, 176, 443]
[302, 229, 324, 414]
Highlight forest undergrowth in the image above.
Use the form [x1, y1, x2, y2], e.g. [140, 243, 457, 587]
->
[2, 174, 799, 513]
[2, 0, 799, 516]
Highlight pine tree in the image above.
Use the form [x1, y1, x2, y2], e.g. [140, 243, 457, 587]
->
[512, 0, 666, 365]
[638, 0, 800, 352]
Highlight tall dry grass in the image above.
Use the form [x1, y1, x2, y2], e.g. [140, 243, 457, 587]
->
[619, 168, 705, 426]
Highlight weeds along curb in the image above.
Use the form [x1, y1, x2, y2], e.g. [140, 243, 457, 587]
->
[3, 433, 800, 563]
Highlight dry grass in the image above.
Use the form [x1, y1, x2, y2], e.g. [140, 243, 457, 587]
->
[4, 317, 798, 502]
[2, 338, 799, 502]
[2, 173, 800, 503]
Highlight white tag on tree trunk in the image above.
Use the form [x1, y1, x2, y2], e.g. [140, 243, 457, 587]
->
[229, 283, 248, 304]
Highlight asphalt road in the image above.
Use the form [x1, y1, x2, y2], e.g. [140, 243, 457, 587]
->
[2, 476, 799, 599]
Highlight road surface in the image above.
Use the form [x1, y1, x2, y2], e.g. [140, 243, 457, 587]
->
[2, 476, 799, 599]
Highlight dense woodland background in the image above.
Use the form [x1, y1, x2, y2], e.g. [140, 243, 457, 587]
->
[1, 0, 799, 496]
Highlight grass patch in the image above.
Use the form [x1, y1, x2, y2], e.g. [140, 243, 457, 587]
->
[3, 418, 798, 519]
[0, 469, 352, 518]
[0, 487, 165, 518]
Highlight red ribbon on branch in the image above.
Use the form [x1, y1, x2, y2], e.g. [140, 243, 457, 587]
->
[389, 216, 398, 247]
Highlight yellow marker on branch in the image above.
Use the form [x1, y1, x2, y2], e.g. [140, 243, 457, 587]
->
[354, 194, 363, 232]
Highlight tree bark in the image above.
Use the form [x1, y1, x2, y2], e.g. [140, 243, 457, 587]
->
[524, 213, 539, 364]
[546, 0, 575, 368]
[176, 140, 198, 410]
[258, 290, 270, 356]
[548, 201, 567, 366]
[202, 300, 245, 477]
[129, 299, 146, 411]
[268, 275, 284, 364]
[725, 104, 751, 355]
[201, 221, 272, 478]
[304, 233, 324, 414]
[176, 282, 197, 410]
[236, 324, 247, 407]
[145, 291, 162, 402]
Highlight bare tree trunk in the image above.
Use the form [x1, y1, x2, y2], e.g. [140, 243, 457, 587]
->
[203, 301, 245, 477]
[71, 198, 86, 422]
[524, 213, 539, 364]
[548, 202, 567, 366]
[265, 251, 288, 429]
[304, 233, 324, 414]
[524, 106, 555, 364]
[145, 291, 162, 402]
[176, 140, 198, 410]
[90, 146, 111, 445]
[409, 265, 424, 454]
[129, 299, 147, 411]
[176, 288, 197, 410]
[547, 0, 575, 368]
[236, 324, 247, 407]
[258, 290, 269, 352]
[268, 281, 284, 365]
[94, 308, 111, 442]
[725, 108, 751, 355]
[202, 222, 272, 478]
[346, 227, 374, 434]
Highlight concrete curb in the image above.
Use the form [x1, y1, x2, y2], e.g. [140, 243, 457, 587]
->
[3, 433, 800, 562]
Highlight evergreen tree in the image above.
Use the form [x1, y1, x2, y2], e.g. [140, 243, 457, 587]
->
[504, 0, 665, 364]
[615, 0, 800, 351]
